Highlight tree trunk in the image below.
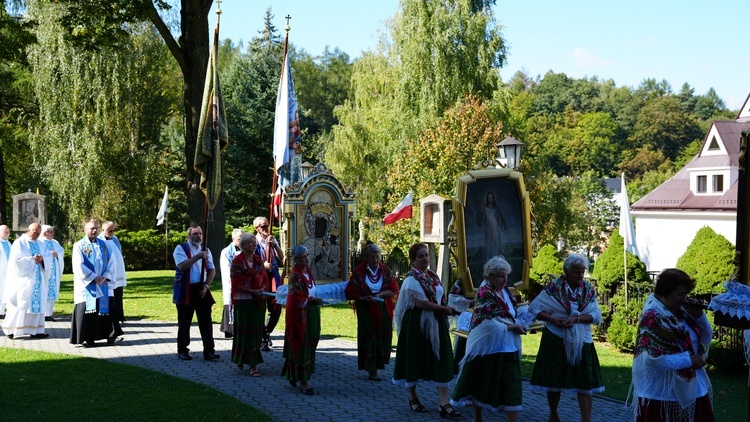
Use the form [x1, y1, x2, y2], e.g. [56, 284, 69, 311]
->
[0, 147, 6, 225]
[179, 0, 225, 256]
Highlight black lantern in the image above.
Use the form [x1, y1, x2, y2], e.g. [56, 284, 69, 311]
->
[496, 136, 524, 171]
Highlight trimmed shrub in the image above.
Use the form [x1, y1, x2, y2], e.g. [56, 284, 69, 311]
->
[592, 231, 650, 293]
[606, 287, 647, 352]
[676, 226, 734, 294]
[526, 244, 563, 301]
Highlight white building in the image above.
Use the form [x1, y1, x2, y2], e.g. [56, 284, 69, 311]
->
[631, 94, 750, 272]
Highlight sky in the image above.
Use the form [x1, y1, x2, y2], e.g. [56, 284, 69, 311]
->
[210, 0, 750, 110]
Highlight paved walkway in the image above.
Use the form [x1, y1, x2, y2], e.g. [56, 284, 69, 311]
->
[0, 319, 632, 421]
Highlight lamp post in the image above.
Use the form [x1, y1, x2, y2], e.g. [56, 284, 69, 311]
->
[496, 136, 524, 171]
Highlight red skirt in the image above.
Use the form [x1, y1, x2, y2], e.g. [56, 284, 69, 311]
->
[636, 394, 714, 422]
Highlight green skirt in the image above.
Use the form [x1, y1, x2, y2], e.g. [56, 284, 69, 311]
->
[451, 351, 523, 412]
[530, 327, 605, 394]
[282, 303, 321, 383]
[453, 336, 467, 375]
[392, 308, 454, 386]
[355, 301, 393, 373]
[231, 299, 266, 367]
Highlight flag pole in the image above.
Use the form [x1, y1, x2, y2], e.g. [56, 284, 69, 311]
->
[269, 17, 291, 269]
[624, 245, 628, 307]
[165, 198, 168, 266]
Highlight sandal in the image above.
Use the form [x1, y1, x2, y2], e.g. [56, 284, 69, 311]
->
[250, 368, 261, 377]
[409, 398, 428, 413]
[439, 404, 461, 418]
[300, 385, 314, 395]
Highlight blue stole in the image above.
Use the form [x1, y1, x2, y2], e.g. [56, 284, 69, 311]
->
[79, 238, 110, 314]
[29, 240, 43, 314]
[43, 240, 58, 301]
[1, 240, 9, 259]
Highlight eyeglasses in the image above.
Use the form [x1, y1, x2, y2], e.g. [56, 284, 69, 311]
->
[259, 225, 269, 229]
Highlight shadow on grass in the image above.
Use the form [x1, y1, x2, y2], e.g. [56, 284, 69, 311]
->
[0, 348, 270, 421]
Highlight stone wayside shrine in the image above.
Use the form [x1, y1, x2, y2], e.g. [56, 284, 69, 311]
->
[12, 192, 46, 234]
[275, 161, 355, 305]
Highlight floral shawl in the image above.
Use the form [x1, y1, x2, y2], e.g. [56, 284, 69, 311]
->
[345, 260, 399, 321]
[631, 294, 712, 415]
[470, 282, 516, 330]
[528, 276, 601, 365]
[545, 275, 596, 314]
[458, 280, 527, 370]
[285, 265, 317, 361]
[393, 267, 445, 359]
[229, 252, 268, 305]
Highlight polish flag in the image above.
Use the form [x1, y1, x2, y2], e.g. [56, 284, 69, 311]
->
[383, 192, 413, 225]
[273, 186, 282, 219]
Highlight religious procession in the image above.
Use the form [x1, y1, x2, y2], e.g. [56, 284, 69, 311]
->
[3, 1, 750, 421]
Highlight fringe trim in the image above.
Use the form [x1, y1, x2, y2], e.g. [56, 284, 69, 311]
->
[528, 385, 605, 395]
[392, 378, 452, 388]
[450, 396, 522, 413]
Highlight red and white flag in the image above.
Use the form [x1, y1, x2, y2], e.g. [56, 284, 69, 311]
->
[272, 186, 283, 219]
[383, 192, 413, 225]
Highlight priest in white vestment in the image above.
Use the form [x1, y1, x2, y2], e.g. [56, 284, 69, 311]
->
[99, 221, 127, 323]
[2, 222, 52, 338]
[0, 224, 12, 316]
[219, 228, 243, 338]
[41, 225, 64, 321]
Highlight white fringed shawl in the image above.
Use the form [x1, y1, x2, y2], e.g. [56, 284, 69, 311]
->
[393, 275, 442, 359]
[528, 284, 601, 366]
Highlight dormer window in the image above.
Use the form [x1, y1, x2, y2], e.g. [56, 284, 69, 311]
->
[707, 136, 720, 151]
[697, 175, 707, 193]
[713, 175, 724, 192]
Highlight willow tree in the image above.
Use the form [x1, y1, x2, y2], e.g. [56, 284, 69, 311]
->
[44, 0, 228, 252]
[28, 3, 179, 238]
[327, 0, 507, 230]
[0, 1, 36, 224]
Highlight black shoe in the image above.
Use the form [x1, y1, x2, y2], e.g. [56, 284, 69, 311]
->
[177, 352, 192, 361]
[107, 336, 124, 345]
[224, 332, 233, 338]
[45, 316, 56, 322]
[6, 334, 13, 340]
[260, 342, 271, 352]
[439, 404, 461, 418]
[32, 333, 50, 338]
[83, 341, 95, 348]
[267, 338, 273, 347]
[300, 385, 314, 395]
[204, 352, 220, 361]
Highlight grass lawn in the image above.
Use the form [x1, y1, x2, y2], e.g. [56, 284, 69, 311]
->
[48, 270, 749, 421]
[0, 348, 270, 421]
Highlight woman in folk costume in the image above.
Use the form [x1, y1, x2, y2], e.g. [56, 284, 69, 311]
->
[282, 245, 323, 395]
[229, 234, 268, 377]
[392, 243, 461, 417]
[631, 268, 714, 422]
[528, 254, 604, 422]
[451, 256, 529, 422]
[345, 243, 399, 381]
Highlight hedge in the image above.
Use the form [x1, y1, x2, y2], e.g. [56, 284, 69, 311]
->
[61, 225, 263, 272]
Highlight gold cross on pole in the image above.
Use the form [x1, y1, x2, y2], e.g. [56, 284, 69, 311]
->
[216, 0, 222, 15]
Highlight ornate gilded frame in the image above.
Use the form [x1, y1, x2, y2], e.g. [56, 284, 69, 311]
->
[452, 168, 533, 297]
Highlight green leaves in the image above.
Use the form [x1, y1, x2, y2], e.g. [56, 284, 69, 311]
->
[676, 226, 735, 294]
